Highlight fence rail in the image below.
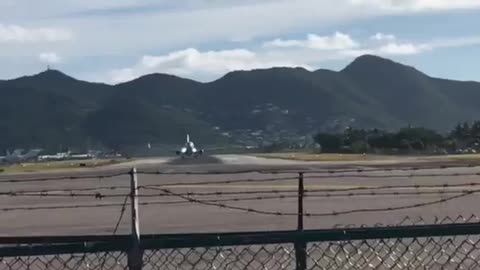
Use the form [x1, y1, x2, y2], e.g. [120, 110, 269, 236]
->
[2, 223, 480, 269]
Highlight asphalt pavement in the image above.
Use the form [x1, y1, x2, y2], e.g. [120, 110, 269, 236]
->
[0, 154, 479, 236]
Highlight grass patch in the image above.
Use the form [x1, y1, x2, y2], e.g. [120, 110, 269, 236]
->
[254, 153, 387, 162]
[444, 154, 480, 160]
[0, 159, 125, 173]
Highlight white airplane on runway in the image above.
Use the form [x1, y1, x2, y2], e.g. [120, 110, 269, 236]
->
[176, 134, 204, 158]
[0, 149, 43, 164]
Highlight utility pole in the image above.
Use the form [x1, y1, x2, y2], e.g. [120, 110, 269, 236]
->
[295, 172, 307, 270]
[128, 168, 143, 270]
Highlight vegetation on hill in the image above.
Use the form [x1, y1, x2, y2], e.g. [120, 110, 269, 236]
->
[1, 55, 480, 153]
[314, 122, 480, 154]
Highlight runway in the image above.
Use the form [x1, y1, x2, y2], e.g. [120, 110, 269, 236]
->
[0, 154, 479, 236]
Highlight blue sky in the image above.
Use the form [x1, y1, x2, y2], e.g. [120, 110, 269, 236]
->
[0, 0, 479, 83]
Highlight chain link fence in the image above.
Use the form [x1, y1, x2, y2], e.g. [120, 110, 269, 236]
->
[2, 236, 480, 270]
[307, 236, 480, 270]
[0, 251, 128, 270]
[2, 217, 480, 270]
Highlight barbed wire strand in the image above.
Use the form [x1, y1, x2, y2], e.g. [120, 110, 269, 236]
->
[0, 172, 128, 184]
[305, 190, 475, 198]
[307, 172, 480, 179]
[2, 175, 480, 200]
[136, 163, 480, 175]
[112, 195, 130, 235]
[137, 176, 298, 187]
[137, 172, 480, 188]
[0, 191, 129, 199]
[3, 181, 480, 199]
[0, 187, 476, 214]
[0, 203, 125, 212]
[307, 191, 476, 217]
[157, 188, 479, 217]
[140, 186, 298, 196]
[0, 163, 479, 185]
[0, 189, 473, 203]
[305, 182, 480, 193]
[131, 190, 477, 205]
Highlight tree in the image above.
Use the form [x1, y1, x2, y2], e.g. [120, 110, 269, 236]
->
[314, 133, 343, 153]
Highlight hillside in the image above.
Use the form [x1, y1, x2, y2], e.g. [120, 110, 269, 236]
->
[1, 55, 480, 152]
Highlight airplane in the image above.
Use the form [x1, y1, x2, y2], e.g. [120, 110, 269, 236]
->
[176, 134, 204, 158]
[0, 149, 22, 163]
[0, 149, 43, 164]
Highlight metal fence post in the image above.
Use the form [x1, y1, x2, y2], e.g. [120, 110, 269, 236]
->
[295, 172, 307, 270]
[128, 168, 143, 270]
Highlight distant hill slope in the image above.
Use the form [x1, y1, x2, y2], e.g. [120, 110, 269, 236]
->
[1, 55, 480, 152]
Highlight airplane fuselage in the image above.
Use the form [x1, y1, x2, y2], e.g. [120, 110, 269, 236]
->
[176, 135, 203, 158]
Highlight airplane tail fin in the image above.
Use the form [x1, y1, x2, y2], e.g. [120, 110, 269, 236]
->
[12, 149, 23, 156]
[6, 150, 10, 156]
[24, 149, 42, 158]
[186, 134, 190, 143]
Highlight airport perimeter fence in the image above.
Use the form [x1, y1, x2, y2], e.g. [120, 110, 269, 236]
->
[3, 222, 480, 270]
[2, 165, 480, 269]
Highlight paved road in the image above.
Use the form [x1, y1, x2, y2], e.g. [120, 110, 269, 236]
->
[0, 154, 479, 236]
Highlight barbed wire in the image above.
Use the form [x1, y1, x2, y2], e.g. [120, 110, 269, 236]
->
[136, 163, 480, 175]
[307, 171, 480, 179]
[140, 186, 298, 196]
[305, 163, 480, 174]
[0, 187, 476, 213]
[305, 190, 476, 198]
[138, 176, 298, 187]
[0, 172, 128, 184]
[135, 171, 480, 188]
[113, 195, 129, 235]
[0, 200, 189, 211]
[136, 190, 477, 205]
[156, 188, 479, 217]
[138, 181, 480, 194]
[2, 177, 480, 201]
[308, 191, 476, 217]
[0, 191, 129, 199]
[6, 185, 131, 193]
[139, 195, 300, 205]
[3, 181, 480, 200]
[0, 202, 126, 212]
[0, 189, 473, 204]
[0, 163, 478, 186]
[305, 182, 480, 193]
[154, 189, 474, 205]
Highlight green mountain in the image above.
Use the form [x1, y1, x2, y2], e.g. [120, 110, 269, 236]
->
[1, 55, 480, 152]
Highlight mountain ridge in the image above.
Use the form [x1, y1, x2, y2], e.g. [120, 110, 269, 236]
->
[3, 55, 479, 85]
[1, 54, 480, 152]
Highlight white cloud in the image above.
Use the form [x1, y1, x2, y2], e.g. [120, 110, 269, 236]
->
[350, 0, 480, 11]
[109, 48, 310, 83]
[378, 43, 424, 55]
[0, 24, 72, 43]
[1, 1, 479, 81]
[264, 32, 359, 50]
[105, 33, 480, 83]
[39, 52, 61, 64]
[375, 36, 480, 56]
[370, 33, 396, 41]
[427, 36, 480, 49]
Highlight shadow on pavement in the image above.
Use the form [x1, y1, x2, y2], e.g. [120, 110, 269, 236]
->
[166, 155, 223, 165]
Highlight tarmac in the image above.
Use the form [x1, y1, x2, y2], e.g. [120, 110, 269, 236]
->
[0, 154, 479, 236]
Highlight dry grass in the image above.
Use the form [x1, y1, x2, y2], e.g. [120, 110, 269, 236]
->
[254, 152, 388, 162]
[0, 159, 124, 173]
[444, 154, 480, 160]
